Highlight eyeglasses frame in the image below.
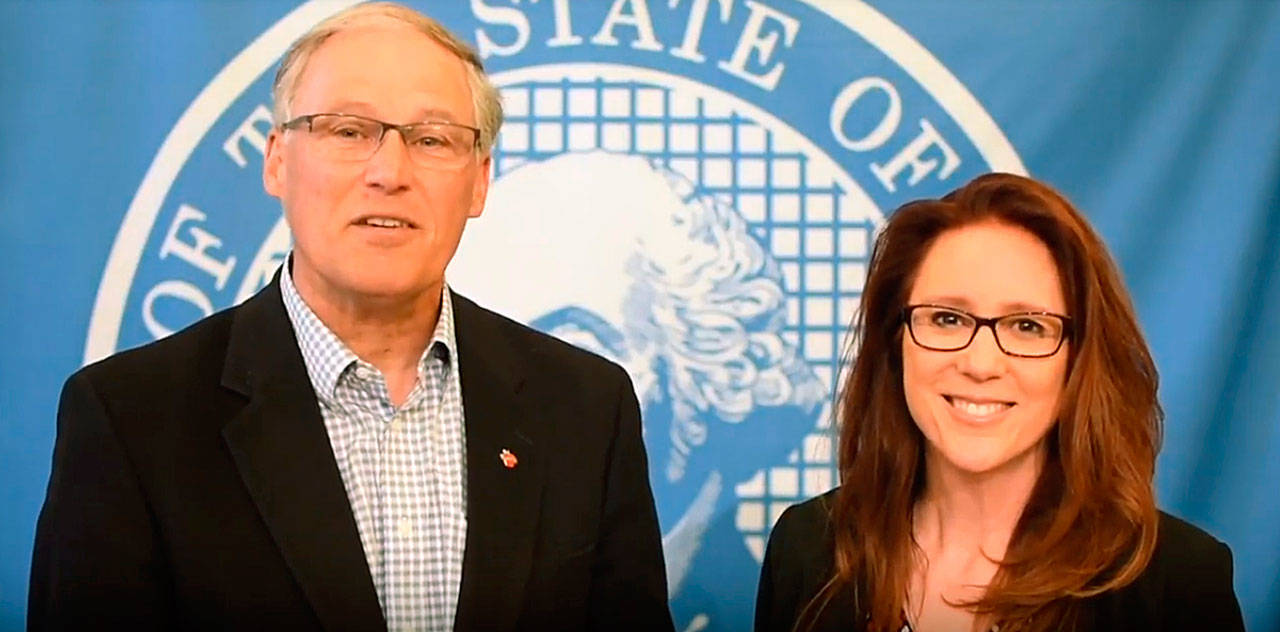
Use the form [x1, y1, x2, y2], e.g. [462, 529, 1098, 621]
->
[279, 112, 481, 164]
[900, 303, 1073, 358]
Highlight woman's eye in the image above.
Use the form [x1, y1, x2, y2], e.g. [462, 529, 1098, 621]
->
[1014, 318, 1048, 336]
[930, 311, 964, 327]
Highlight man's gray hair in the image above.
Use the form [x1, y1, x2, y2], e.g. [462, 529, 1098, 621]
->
[271, 1, 503, 152]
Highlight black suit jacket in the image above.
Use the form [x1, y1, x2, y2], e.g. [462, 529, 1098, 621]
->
[29, 279, 674, 631]
[755, 490, 1244, 632]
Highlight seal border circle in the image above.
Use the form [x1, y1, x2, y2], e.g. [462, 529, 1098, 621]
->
[84, 0, 1026, 364]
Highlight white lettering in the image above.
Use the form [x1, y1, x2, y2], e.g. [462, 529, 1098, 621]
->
[222, 104, 273, 168]
[668, 0, 732, 63]
[717, 0, 799, 91]
[544, 0, 584, 47]
[472, 0, 532, 58]
[142, 280, 214, 340]
[159, 204, 237, 290]
[591, 0, 664, 51]
[870, 119, 961, 192]
[829, 77, 901, 152]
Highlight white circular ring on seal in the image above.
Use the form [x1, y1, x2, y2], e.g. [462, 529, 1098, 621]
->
[84, 0, 1025, 364]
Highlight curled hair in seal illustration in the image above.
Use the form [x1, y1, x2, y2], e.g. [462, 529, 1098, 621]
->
[452, 151, 825, 595]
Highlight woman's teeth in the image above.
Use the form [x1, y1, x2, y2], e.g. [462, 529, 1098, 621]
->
[947, 396, 1011, 417]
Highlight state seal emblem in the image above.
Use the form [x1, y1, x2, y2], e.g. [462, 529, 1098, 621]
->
[86, 2, 1024, 629]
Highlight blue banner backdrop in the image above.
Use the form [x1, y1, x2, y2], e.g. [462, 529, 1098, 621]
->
[2, 1, 1277, 630]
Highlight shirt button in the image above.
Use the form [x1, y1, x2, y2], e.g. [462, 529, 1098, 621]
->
[389, 416, 402, 433]
[397, 517, 413, 537]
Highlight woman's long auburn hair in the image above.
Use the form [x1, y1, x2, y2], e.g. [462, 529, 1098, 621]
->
[801, 173, 1162, 632]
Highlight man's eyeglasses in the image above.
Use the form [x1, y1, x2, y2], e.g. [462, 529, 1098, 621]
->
[901, 304, 1072, 358]
[280, 113, 481, 169]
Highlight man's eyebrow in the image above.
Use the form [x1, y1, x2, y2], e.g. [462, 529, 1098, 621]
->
[318, 104, 466, 124]
[324, 101, 377, 115]
[413, 108, 466, 123]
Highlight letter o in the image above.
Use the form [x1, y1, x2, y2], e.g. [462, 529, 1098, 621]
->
[829, 76, 902, 152]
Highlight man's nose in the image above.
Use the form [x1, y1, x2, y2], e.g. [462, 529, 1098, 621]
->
[363, 129, 414, 191]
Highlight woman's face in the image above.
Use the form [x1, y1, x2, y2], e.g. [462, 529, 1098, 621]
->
[901, 221, 1070, 478]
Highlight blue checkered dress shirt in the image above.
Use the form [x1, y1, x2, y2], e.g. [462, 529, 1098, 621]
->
[281, 264, 468, 631]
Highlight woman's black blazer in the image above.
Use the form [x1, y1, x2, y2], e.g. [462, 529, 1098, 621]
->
[755, 490, 1245, 632]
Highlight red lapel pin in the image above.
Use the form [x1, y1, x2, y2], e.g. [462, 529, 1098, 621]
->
[499, 449, 518, 469]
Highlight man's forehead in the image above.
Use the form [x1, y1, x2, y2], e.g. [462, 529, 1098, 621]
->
[292, 24, 472, 118]
[308, 22, 463, 70]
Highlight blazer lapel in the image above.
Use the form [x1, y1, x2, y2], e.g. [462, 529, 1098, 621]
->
[451, 293, 546, 631]
[220, 279, 385, 632]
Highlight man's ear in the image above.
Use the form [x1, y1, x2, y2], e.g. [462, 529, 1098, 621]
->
[263, 129, 285, 198]
[467, 153, 492, 219]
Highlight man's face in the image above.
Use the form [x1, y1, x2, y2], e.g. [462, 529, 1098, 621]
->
[263, 23, 490, 304]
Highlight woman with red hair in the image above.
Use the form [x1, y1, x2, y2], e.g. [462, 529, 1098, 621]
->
[755, 173, 1243, 632]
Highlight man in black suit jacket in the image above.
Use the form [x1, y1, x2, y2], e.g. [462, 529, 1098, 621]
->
[29, 3, 672, 630]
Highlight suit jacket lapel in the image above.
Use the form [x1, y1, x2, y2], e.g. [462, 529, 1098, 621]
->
[451, 293, 546, 631]
[220, 279, 386, 632]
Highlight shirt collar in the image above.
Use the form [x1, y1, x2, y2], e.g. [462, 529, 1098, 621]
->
[279, 257, 457, 402]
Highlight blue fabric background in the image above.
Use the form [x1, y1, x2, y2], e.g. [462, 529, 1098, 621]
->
[1, 1, 1276, 629]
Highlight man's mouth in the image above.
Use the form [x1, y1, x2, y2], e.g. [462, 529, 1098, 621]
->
[354, 216, 417, 229]
[943, 395, 1015, 417]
